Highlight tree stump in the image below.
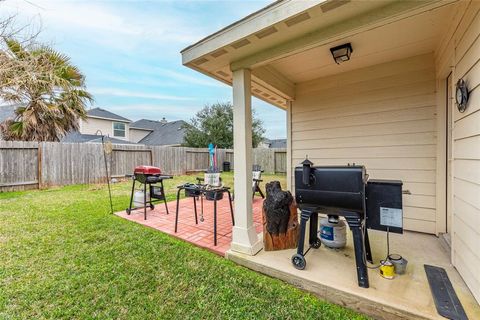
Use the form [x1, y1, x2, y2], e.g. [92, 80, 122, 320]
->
[262, 181, 299, 251]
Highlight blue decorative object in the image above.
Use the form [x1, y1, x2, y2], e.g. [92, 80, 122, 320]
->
[208, 143, 215, 171]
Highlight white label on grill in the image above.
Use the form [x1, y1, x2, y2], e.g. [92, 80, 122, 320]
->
[380, 207, 403, 228]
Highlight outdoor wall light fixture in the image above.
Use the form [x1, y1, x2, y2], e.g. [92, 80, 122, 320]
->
[330, 43, 353, 64]
[455, 79, 469, 113]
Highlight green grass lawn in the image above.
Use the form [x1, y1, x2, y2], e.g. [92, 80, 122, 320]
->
[0, 173, 367, 319]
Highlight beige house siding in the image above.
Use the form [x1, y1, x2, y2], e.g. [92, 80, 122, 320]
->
[291, 53, 437, 234]
[436, 1, 480, 303]
[129, 128, 151, 143]
[80, 117, 129, 141]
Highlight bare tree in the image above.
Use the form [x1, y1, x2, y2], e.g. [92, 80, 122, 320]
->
[0, 1, 41, 42]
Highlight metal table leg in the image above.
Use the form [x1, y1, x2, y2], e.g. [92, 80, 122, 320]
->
[214, 191, 218, 246]
[143, 183, 147, 220]
[127, 178, 136, 215]
[174, 188, 182, 232]
[161, 180, 169, 214]
[200, 194, 204, 222]
[258, 186, 265, 199]
[227, 190, 234, 226]
[193, 196, 198, 224]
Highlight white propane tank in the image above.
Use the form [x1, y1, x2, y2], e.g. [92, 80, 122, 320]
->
[319, 216, 347, 248]
[133, 190, 149, 207]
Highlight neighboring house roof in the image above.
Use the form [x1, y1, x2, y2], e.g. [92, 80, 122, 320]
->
[130, 119, 165, 130]
[267, 139, 287, 148]
[61, 131, 138, 144]
[87, 107, 131, 123]
[130, 119, 186, 146]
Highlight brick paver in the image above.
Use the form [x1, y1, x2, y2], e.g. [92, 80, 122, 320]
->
[116, 196, 264, 256]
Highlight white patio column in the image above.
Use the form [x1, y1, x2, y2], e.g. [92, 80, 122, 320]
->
[231, 68, 263, 255]
[286, 101, 293, 191]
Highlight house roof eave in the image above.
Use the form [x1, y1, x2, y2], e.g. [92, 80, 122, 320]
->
[86, 115, 131, 123]
[181, 0, 325, 65]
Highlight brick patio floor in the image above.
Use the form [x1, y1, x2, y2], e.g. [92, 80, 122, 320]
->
[115, 196, 264, 256]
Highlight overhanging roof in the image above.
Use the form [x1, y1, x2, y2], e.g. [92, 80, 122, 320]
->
[181, 0, 458, 109]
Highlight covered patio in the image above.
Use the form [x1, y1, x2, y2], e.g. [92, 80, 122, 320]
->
[227, 230, 480, 319]
[116, 198, 480, 319]
[179, 0, 480, 319]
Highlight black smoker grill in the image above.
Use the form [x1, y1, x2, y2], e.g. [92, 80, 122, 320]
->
[126, 165, 173, 220]
[292, 159, 373, 288]
[292, 159, 404, 288]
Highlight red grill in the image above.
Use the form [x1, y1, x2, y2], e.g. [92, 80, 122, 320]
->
[134, 165, 162, 175]
[127, 165, 173, 219]
[133, 165, 163, 184]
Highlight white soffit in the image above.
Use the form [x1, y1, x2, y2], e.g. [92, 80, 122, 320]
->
[180, 0, 457, 109]
[270, 2, 455, 83]
[181, 0, 328, 64]
[182, 0, 391, 68]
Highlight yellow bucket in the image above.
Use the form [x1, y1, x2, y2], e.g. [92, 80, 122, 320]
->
[379, 260, 395, 279]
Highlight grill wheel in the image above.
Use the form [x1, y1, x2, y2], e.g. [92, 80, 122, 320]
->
[292, 254, 306, 270]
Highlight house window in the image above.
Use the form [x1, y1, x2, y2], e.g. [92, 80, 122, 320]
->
[113, 122, 126, 138]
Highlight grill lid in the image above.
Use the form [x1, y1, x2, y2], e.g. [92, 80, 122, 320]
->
[134, 165, 161, 175]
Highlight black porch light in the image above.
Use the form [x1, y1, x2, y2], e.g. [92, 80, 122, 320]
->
[330, 43, 353, 64]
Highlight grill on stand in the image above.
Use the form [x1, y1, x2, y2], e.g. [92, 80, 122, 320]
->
[292, 158, 403, 288]
[292, 159, 373, 288]
[126, 165, 173, 220]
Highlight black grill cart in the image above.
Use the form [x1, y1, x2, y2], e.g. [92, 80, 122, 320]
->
[292, 160, 373, 288]
[292, 159, 404, 288]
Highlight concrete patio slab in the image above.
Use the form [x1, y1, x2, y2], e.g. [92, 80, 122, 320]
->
[226, 229, 480, 320]
[116, 198, 480, 319]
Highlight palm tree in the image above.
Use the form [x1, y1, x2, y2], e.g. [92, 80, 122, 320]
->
[0, 39, 92, 141]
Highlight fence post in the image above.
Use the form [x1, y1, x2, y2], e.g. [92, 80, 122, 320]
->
[38, 143, 43, 189]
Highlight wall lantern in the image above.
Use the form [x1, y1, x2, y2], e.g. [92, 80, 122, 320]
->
[330, 43, 353, 64]
[455, 79, 469, 113]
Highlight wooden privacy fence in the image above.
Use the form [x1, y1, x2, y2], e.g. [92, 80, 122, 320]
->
[0, 141, 285, 191]
[0, 141, 40, 192]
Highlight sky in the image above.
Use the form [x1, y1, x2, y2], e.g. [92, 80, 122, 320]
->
[2, 0, 286, 139]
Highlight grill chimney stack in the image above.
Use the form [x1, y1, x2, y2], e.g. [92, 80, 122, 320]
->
[301, 157, 313, 186]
